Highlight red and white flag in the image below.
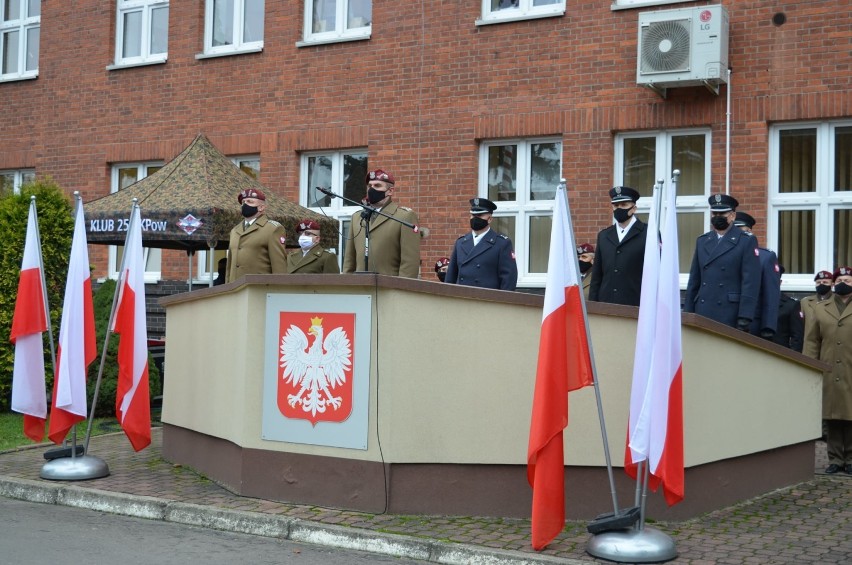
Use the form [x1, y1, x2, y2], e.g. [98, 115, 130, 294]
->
[625, 181, 684, 506]
[10, 199, 49, 442]
[527, 186, 594, 550]
[48, 199, 97, 444]
[112, 204, 151, 451]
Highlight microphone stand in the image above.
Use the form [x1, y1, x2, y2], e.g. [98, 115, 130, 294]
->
[316, 187, 422, 273]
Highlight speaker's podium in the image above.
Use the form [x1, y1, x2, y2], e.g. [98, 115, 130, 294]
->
[160, 274, 824, 520]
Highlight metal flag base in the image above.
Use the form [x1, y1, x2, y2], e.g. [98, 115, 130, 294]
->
[586, 526, 677, 563]
[40, 455, 110, 481]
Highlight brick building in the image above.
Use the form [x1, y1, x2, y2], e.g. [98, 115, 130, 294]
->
[2, 0, 851, 324]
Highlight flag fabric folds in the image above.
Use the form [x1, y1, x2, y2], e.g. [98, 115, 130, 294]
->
[48, 199, 97, 444]
[113, 204, 151, 451]
[625, 181, 685, 506]
[527, 186, 595, 550]
[10, 199, 49, 442]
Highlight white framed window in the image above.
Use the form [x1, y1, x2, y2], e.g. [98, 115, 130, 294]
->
[611, 1, 696, 12]
[0, 168, 35, 194]
[114, 0, 169, 67]
[202, 0, 264, 57]
[110, 163, 164, 283]
[478, 0, 564, 25]
[195, 155, 261, 282]
[301, 149, 368, 265]
[302, 0, 371, 44]
[614, 129, 711, 283]
[0, 0, 40, 81]
[478, 138, 562, 287]
[768, 121, 852, 291]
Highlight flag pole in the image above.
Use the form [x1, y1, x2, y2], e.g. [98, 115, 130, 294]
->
[558, 181, 624, 519]
[83, 199, 138, 454]
[30, 197, 57, 375]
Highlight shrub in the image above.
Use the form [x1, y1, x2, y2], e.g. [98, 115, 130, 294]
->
[86, 279, 161, 418]
[0, 179, 74, 411]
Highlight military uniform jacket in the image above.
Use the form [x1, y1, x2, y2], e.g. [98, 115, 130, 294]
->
[225, 215, 289, 283]
[342, 201, 421, 278]
[445, 229, 518, 291]
[582, 271, 593, 299]
[748, 246, 781, 335]
[589, 219, 647, 306]
[684, 227, 760, 327]
[287, 246, 340, 274]
[772, 293, 804, 352]
[801, 293, 832, 329]
[803, 297, 852, 420]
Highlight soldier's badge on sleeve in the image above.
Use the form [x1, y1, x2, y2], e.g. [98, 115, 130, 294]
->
[279, 236, 286, 245]
[754, 248, 759, 256]
[511, 251, 516, 260]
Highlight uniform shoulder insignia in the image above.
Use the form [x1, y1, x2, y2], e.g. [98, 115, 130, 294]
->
[457, 234, 466, 240]
[498, 233, 509, 240]
[268, 219, 282, 227]
[399, 206, 413, 212]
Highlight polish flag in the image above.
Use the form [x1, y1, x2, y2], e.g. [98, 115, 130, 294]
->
[624, 181, 685, 506]
[10, 199, 49, 442]
[48, 199, 97, 444]
[112, 204, 151, 451]
[527, 185, 594, 550]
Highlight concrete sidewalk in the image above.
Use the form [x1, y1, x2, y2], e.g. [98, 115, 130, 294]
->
[1, 428, 850, 564]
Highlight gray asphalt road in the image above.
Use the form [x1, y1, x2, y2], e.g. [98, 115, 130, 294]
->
[1, 497, 427, 565]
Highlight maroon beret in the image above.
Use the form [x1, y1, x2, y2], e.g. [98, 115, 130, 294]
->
[297, 219, 320, 232]
[238, 188, 266, 203]
[434, 257, 450, 272]
[833, 267, 852, 280]
[576, 243, 595, 255]
[366, 169, 395, 185]
[814, 270, 834, 281]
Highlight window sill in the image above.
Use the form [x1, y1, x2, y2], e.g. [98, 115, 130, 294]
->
[0, 73, 38, 83]
[611, 0, 693, 11]
[106, 58, 167, 72]
[195, 45, 263, 60]
[296, 32, 371, 48]
[475, 10, 564, 27]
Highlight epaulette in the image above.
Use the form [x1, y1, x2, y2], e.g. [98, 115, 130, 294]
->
[498, 233, 509, 240]
[268, 219, 282, 227]
[457, 234, 466, 240]
[399, 206, 413, 212]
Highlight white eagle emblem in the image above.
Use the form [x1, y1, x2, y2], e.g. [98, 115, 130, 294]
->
[279, 317, 352, 417]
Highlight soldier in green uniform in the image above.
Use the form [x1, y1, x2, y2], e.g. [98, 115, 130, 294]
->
[287, 219, 340, 274]
[226, 188, 288, 283]
[342, 169, 421, 278]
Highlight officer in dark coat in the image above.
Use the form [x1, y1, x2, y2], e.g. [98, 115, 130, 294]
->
[685, 194, 761, 329]
[733, 212, 781, 339]
[773, 266, 804, 352]
[445, 198, 518, 291]
[589, 186, 647, 306]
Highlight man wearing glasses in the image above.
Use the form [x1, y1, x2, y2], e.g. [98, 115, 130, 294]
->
[288, 219, 340, 274]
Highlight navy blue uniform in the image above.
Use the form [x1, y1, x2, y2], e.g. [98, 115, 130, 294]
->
[446, 229, 518, 291]
[749, 246, 782, 335]
[772, 294, 804, 352]
[589, 220, 647, 306]
[684, 228, 761, 327]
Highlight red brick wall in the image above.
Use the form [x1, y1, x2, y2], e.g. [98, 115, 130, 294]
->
[1, 1, 851, 278]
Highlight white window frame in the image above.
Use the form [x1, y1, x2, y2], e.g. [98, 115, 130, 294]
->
[109, 163, 164, 283]
[300, 149, 368, 264]
[195, 155, 261, 283]
[113, 0, 169, 68]
[201, 0, 264, 58]
[614, 128, 712, 286]
[478, 137, 563, 288]
[0, 0, 40, 81]
[301, 0, 371, 45]
[477, 0, 564, 26]
[611, 0, 696, 11]
[0, 168, 35, 193]
[767, 121, 852, 291]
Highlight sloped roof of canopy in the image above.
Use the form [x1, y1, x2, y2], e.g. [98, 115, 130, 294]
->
[84, 134, 338, 251]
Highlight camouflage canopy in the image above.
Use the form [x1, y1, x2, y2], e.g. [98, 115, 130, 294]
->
[84, 134, 338, 251]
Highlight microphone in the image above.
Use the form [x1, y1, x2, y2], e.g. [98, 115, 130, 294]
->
[415, 226, 429, 238]
[315, 186, 332, 196]
[361, 206, 376, 221]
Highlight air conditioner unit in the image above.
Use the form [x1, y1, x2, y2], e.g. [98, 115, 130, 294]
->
[637, 4, 729, 95]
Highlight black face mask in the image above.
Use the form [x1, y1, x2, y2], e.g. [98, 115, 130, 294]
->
[711, 215, 730, 231]
[470, 217, 489, 231]
[367, 187, 386, 204]
[816, 284, 832, 296]
[579, 260, 593, 273]
[437, 272, 446, 283]
[613, 207, 632, 224]
[241, 203, 258, 218]
[834, 282, 852, 296]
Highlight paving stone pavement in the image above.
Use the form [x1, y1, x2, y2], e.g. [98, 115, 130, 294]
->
[1, 427, 850, 564]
